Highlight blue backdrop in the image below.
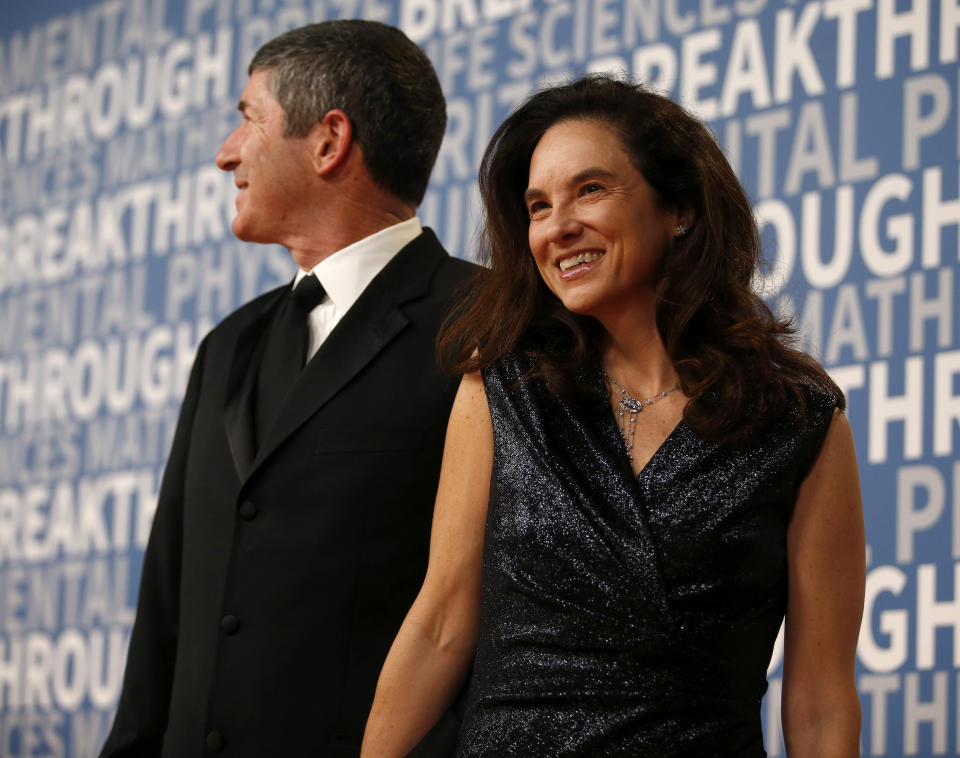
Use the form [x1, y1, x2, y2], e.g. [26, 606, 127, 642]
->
[1, 1, 958, 755]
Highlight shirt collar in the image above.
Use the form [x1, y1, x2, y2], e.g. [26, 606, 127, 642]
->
[293, 217, 422, 312]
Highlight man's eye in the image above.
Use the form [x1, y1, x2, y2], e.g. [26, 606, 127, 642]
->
[582, 183, 604, 195]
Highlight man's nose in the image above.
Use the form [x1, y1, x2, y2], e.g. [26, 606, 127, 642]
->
[216, 126, 241, 171]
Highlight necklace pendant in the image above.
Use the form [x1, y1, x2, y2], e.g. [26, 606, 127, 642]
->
[603, 367, 681, 465]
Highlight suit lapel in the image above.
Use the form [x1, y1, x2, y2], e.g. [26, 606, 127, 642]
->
[247, 230, 449, 480]
[223, 288, 287, 481]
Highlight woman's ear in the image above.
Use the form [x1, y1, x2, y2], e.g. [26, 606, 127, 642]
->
[674, 208, 694, 237]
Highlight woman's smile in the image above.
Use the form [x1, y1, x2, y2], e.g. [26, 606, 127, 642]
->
[558, 249, 606, 277]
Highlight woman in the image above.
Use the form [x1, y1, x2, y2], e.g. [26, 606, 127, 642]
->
[361, 75, 864, 756]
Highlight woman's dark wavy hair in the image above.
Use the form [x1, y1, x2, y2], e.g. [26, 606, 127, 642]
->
[439, 75, 843, 444]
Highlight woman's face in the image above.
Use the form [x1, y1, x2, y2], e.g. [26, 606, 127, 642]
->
[525, 118, 680, 323]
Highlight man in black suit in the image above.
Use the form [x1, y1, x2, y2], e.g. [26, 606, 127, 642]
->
[100, 20, 474, 758]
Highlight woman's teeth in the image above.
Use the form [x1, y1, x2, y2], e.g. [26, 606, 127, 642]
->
[559, 251, 604, 272]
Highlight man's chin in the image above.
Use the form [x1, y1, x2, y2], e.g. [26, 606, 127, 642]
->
[231, 219, 269, 244]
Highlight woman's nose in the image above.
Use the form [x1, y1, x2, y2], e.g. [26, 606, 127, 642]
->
[545, 206, 583, 242]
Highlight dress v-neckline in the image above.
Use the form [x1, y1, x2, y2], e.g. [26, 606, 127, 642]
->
[622, 417, 685, 480]
[583, 357, 686, 481]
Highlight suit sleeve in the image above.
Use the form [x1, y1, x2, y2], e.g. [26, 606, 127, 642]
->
[99, 336, 209, 758]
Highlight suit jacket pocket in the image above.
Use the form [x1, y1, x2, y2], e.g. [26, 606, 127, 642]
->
[312, 425, 429, 454]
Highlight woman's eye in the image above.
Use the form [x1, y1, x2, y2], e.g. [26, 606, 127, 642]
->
[528, 201, 549, 217]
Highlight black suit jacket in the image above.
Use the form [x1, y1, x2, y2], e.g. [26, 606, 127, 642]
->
[101, 230, 475, 758]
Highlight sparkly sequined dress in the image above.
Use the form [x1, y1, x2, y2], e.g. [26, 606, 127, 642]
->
[455, 352, 837, 757]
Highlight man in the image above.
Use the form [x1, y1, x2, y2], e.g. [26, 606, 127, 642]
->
[101, 20, 474, 757]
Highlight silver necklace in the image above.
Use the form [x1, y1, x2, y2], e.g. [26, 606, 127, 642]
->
[602, 369, 680, 461]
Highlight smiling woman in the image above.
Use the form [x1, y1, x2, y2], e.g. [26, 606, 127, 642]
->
[361, 75, 866, 758]
[524, 119, 679, 328]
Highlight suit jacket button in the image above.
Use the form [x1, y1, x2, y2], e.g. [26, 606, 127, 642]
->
[206, 731, 224, 751]
[220, 615, 240, 634]
[239, 501, 258, 520]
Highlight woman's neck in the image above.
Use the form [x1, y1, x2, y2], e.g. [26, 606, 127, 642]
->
[600, 323, 678, 397]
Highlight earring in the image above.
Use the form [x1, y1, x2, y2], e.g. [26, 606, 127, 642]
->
[675, 224, 687, 236]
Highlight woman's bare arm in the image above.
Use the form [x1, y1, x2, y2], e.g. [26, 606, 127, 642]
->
[782, 411, 865, 757]
[361, 371, 493, 757]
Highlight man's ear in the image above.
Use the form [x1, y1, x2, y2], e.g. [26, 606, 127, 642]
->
[311, 109, 353, 175]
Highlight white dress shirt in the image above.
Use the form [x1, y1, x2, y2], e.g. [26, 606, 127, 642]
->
[292, 217, 423, 362]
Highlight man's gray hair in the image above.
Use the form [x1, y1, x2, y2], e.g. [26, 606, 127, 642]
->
[250, 20, 446, 207]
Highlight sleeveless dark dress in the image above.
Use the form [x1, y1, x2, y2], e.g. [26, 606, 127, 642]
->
[455, 352, 837, 757]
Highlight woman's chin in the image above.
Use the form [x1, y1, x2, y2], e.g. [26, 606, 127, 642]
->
[557, 293, 600, 318]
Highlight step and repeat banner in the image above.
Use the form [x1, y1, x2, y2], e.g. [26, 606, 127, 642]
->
[0, 0, 957, 756]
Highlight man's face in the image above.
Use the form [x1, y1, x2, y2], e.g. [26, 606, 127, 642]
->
[216, 69, 316, 245]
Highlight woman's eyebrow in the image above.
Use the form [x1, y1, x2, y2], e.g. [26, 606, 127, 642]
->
[524, 167, 617, 204]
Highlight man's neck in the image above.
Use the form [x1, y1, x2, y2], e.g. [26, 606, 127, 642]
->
[288, 191, 416, 270]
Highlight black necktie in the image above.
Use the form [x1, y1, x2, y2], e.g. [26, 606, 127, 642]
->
[256, 274, 326, 443]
